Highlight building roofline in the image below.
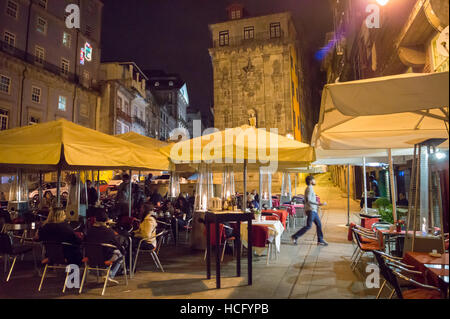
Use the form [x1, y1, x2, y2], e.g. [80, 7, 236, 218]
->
[208, 11, 293, 30]
[100, 61, 148, 80]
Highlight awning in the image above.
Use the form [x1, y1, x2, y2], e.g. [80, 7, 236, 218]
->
[313, 71, 449, 150]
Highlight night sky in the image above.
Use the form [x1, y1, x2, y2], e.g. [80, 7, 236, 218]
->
[101, 0, 333, 121]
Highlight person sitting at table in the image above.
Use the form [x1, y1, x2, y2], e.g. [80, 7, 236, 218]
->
[36, 207, 82, 265]
[132, 183, 146, 216]
[86, 180, 98, 207]
[397, 192, 409, 207]
[369, 175, 380, 197]
[39, 191, 56, 214]
[171, 197, 192, 243]
[84, 208, 124, 284]
[133, 204, 158, 251]
[150, 189, 163, 207]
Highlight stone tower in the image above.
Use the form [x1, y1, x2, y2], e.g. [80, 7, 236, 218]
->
[209, 6, 311, 194]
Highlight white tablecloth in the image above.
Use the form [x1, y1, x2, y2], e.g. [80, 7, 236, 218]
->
[240, 220, 285, 256]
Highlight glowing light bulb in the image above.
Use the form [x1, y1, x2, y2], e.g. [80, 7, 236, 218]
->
[435, 152, 446, 160]
[376, 0, 389, 6]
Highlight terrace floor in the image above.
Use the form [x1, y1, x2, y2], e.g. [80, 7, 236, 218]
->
[0, 173, 383, 299]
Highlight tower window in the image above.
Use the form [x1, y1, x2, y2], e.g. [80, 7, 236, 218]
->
[270, 23, 281, 38]
[244, 27, 254, 40]
[219, 31, 229, 46]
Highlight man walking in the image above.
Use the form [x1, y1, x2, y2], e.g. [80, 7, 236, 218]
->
[291, 175, 328, 246]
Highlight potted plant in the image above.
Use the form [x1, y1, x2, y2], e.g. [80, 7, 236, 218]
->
[253, 208, 261, 222]
[375, 197, 406, 227]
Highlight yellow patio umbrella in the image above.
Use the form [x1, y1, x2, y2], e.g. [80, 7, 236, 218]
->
[160, 125, 315, 211]
[159, 125, 315, 171]
[0, 118, 170, 171]
[116, 131, 169, 150]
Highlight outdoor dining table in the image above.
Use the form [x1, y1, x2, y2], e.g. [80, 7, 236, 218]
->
[261, 209, 288, 228]
[240, 219, 285, 256]
[204, 210, 253, 289]
[403, 251, 449, 297]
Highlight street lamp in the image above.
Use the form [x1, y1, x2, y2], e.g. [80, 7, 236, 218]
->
[376, 0, 389, 6]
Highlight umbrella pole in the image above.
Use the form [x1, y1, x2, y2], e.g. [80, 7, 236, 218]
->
[259, 168, 262, 209]
[363, 157, 368, 214]
[388, 149, 397, 223]
[347, 164, 350, 226]
[129, 170, 132, 218]
[56, 167, 61, 207]
[268, 172, 272, 209]
[84, 171, 88, 216]
[243, 160, 247, 212]
[77, 172, 81, 217]
[38, 172, 43, 203]
[97, 170, 100, 199]
[294, 174, 297, 197]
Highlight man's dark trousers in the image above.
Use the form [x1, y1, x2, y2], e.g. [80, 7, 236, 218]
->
[292, 210, 324, 243]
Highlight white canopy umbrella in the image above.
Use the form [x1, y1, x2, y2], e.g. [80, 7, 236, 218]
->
[312, 71, 449, 223]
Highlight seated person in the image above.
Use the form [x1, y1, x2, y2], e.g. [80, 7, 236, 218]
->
[133, 204, 158, 250]
[397, 193, 409, 207]
[84, 208, 124, 283]
[36, 207, 82, 265]
[39, 191, 56, 215]
[171, 198, 192, 243]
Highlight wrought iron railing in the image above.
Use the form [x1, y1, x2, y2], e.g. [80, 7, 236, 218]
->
[132, 116, 147, 129]
[212, 30, 288, 48]
[1, 40, 78, 83]
[116, 108, 132, 123]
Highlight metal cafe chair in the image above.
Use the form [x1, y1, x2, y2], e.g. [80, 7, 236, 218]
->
[133, 231, 167, 274]
[349, 224, 380, 263]
[79, 242, 128, 296]
[203, 223, 236, 263]
[38, 241, 80, 293]
[382, 255, 442, 299]
[0, 233, 34, 281]
[372, 250, 419, 299]
[351, 228, 383, 271]
[183, 218, 193, 242]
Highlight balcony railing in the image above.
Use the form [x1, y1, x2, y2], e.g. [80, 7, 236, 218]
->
[212, 30, 288, 48]
[116, 108, 132, 124]
[132, 116, 147, 129]
[1, 40, 78, 83]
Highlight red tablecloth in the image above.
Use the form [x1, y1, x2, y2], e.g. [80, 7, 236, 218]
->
[361, 217, 379, 229]
[262, 209, 287, 228]
[282, 204, 304, 217]
[252, 224, 269, 248]
[403, 251, 449, 292]
[272, 198, 280, 207]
